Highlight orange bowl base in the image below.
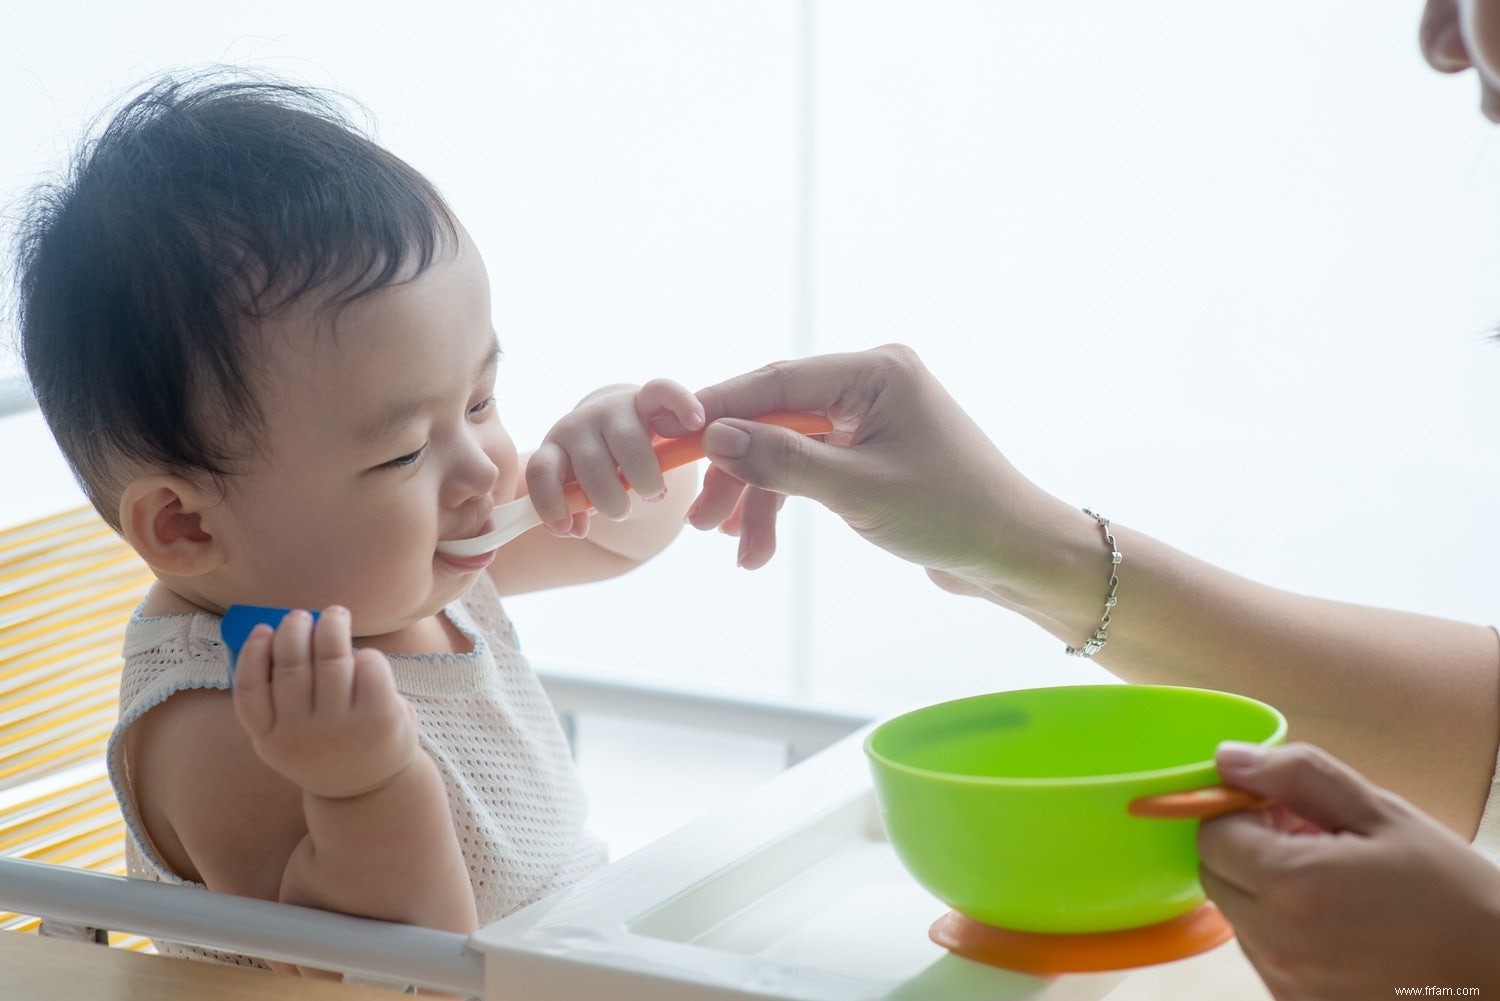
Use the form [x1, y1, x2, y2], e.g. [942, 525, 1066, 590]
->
[930, 902, 1235, 976]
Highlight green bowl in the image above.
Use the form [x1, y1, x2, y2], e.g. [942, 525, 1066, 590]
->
[865, 685, 1286, 934]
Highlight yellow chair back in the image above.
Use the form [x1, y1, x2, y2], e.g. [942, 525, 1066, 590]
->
[0, 506, 154, 949]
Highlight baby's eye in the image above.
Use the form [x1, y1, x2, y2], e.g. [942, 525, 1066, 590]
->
[384, 445, 427, 469]
[469, 396, 495, 417]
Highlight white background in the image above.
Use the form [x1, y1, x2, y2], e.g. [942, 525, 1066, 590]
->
[4, 1, 1500, 723]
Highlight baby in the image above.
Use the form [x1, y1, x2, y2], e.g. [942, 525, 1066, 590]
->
[13, 71, 701, 973]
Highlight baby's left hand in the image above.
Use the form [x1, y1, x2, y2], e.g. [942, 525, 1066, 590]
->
[230, 606, 419, 802]
[527, 379, 704, 537]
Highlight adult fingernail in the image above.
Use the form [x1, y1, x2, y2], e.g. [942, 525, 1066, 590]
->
[703, 421, 750, 460]
[1215, 741, 1267, 777]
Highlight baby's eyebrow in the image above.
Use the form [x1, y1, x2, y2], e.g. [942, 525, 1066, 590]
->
[478, 338, 500, 379]
[356, 338, 501, 444]
[357, 393, 445, 445]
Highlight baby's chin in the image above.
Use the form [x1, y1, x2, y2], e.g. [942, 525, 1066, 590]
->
[349, 594, 473, 654]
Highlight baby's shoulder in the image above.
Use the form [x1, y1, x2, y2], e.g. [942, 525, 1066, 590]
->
[123, 685, 303, 899]
[121, 606, 232, 705]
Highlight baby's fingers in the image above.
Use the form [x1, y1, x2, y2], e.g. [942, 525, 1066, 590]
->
[269, 609, 317, 719]
[525, 443, 577, 534]
[230, 624, 276, 735]
[601, 414, 666, 514]
[637, 378, 705, 437]
[349, 646, 400, 705]
[349, 647, 416, 736]
[311, 606, 357, 712]
[600, 379, 702, 511]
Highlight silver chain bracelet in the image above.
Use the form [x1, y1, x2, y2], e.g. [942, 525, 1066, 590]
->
[1064, 508, 1120, 657]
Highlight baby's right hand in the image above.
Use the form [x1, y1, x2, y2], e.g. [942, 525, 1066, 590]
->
[230, 607, 419, 801]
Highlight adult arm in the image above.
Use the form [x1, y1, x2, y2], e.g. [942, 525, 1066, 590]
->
[688, 344, 1500, 836]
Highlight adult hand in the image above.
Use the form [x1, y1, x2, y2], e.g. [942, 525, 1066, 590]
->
[688, 344, 1084, 607]
[1199, 741, 1500, 999]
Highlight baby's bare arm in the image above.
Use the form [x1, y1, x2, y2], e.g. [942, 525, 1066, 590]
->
[282, 752, 474, 934]
[125, 689, 306, 901]
[230, 609, 476, 942]
[129, 659, 474, 980]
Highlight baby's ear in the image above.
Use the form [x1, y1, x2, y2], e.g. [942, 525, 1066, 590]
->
[118, 475, 225, 577]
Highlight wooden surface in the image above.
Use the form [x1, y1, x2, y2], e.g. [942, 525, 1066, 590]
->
[2, 931, 406, 1000]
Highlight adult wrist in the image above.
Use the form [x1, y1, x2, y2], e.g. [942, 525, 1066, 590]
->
[970, 502, 1125, 650]
[1064, 510, 1121, 657]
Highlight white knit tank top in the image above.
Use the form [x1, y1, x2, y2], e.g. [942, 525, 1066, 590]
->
[106, 574, 606, 969]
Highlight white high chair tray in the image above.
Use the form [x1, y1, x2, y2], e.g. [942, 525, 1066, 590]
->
[471, 730, 1127, 1001]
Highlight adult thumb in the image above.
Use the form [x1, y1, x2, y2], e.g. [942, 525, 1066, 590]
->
[1216, 741, 1392, 837]
[702, 417, 850, 506]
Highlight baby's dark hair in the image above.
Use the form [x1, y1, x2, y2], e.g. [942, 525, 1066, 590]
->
[14, 69, 457, 528]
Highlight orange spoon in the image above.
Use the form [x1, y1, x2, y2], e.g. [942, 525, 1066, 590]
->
[435, 411, 833, 557]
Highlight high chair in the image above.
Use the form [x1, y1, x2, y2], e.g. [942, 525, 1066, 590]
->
[0, 505, 154, 949]
[0, 383, 1267, 997]
[0, 501, 1268, 999]
[0, 501, 874, 995]
[0, 505, 487, 991]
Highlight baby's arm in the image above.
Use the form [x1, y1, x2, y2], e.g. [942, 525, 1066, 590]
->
[490, 380, 701, 594]
[230, 608, 477, 940]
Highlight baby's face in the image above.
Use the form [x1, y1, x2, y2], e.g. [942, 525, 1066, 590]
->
[204, 228, 518, 643]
